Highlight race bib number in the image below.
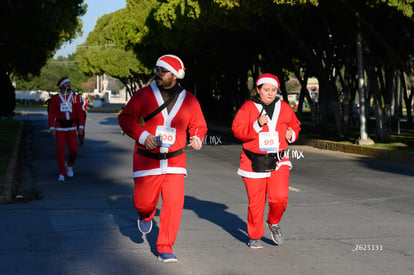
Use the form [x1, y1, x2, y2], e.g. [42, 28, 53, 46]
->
[155, 126, 176, 148]
[259, 132, 279, 152]
[60, 102, 72, 112]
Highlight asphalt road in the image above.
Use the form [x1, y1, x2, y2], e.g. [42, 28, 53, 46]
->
[1, 112, 413, 275]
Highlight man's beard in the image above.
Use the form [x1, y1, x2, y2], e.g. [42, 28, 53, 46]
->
[155, 76, 174, 89]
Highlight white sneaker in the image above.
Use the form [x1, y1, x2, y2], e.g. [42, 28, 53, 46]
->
[58, 174, 65, 182]
[67, 167, 74, 177]
[137, 218, 153, 234]
[267, 222, 284, 245]
[248, 239, 264, 249]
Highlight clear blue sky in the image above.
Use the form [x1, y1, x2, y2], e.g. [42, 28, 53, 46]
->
[54, 0, 126, 57]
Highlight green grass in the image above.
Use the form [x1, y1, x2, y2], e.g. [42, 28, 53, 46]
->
[365, 134, 414, 152]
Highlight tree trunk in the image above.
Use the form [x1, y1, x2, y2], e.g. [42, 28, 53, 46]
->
[404, 71, 414, 124]
[382, 65, 394, 138]
[294, 71, 308, 122]
[315, 72, 330, 136]
[329, 74, 345, 138]
[293, 70, 318, 130]
[276, 69, 289, 103]
[366, 65, 389, 140]
[338, 58, 355, 135]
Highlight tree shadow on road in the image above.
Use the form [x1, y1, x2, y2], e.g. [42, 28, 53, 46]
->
[184, 195, 250, 245]
[357, 157, 414, 177]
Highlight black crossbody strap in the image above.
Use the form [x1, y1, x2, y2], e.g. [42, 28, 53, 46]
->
[144, 87, 184, 123]
[143, 95, 176, 122]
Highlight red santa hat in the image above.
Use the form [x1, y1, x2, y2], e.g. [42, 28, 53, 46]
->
[256, 73, 280, 89]
[57, 77, 70, 87]
[156, 54, 186, 79]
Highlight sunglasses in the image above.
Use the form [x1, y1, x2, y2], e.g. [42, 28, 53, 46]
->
[154, 67, 170, 75]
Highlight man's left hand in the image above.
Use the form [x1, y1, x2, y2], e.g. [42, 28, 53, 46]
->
[285, 127, 293, 140]
[188, 136, 201, 150]
[78, 128, 84, 137]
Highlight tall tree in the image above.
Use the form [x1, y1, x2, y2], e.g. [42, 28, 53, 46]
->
[15, 54, 90, 92]
[75, 8, 152, 97]
[0, 0, 86, 116]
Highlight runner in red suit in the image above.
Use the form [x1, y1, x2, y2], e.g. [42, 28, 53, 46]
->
[118, 54, 207, 263]
[232, 73, 301, 249]
[48, 77, 85, 182]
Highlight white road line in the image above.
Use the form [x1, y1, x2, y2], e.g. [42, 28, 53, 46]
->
[289, 186, 301, 192]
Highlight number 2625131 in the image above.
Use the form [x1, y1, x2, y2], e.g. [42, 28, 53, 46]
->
[352, 244, 383, 251]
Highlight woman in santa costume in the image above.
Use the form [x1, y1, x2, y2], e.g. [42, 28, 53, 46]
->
[118, 54, 207, 263]
[48, 77, 85, 182]
[232, 73, 301, 249]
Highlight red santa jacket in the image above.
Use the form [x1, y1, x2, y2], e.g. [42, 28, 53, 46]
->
[48, 91, 85, 131]
[118, 81, 207, 178]
[232, 99, 301, 178]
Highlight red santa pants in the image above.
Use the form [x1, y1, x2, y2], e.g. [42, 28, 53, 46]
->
[133, 174, 185, 254]
[55, 130, 78, 176]
[242, 165, 290, 240]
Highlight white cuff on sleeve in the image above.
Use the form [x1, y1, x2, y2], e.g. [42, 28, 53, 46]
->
[192, 136, 203, 150]
[139, 131, 150, 146]
[288, 131, 297, 143]
[253, 120, 262, 133]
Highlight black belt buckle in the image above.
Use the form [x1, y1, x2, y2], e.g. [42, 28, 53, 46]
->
[159, 152, 168, 159]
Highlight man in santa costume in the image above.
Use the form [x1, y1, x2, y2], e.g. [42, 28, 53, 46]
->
[48, 77, 85, 182]
[118, 54, 207, 263]
[232, 73, 301, 249]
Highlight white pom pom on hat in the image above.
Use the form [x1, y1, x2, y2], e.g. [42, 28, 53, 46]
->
[156, 54, 186, 79]
[256, 73, 280, 88]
